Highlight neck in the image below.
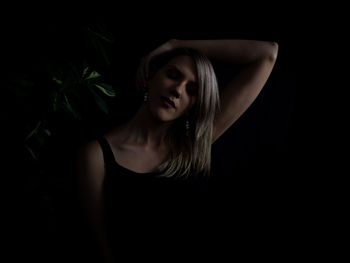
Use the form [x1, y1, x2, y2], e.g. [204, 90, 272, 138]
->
[122, 103, 172, 151]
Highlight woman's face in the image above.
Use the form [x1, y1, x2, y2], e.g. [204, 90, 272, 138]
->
[146, 55, 198, 122]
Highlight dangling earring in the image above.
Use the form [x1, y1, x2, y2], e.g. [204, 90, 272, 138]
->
[144, 91, 148, 102]
[185, 119, 190, 136]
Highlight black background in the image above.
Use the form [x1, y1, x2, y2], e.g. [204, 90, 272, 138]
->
[2, 4, 338, 262]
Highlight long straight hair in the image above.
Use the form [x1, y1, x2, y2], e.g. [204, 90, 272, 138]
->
[135, 47, 221, 178]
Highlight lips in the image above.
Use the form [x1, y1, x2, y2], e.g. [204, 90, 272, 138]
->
[161, 96, 176, 108]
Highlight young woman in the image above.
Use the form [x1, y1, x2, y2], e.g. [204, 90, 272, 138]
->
[75, 39, 278, 262]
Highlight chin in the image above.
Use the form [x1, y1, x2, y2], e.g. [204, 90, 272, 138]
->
[158, 113, 179, 123]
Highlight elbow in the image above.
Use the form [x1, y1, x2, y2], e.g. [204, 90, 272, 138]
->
[268, 41, 279, 62]
[257, 41, 279, 63]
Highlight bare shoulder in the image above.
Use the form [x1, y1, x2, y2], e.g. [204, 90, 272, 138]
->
[76, 139, 102, 161]
[75, 139, 105, 181]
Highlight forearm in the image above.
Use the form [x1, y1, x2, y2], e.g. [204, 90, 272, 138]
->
[170, 39, 278, 64]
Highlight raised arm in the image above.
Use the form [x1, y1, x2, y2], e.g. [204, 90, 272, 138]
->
[170, 39, 279, 143]
[141, 39, 278, 144]
[170, 39, 278, 64]
[75, 140, 114, 263]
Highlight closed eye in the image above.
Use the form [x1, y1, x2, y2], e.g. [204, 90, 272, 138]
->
[166, 69, 181, 80]
[166, 65, 198, 96]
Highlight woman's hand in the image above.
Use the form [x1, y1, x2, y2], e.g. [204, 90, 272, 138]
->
[138, 39, 177, 87]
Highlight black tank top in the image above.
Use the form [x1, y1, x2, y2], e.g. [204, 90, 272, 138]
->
[95, 135, 210, 259]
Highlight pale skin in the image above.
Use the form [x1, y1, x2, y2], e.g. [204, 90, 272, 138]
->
[75, 39, 278, 262]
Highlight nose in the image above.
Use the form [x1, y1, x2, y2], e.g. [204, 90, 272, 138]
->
[170, 82, 187, 98]
[170, 89, 180, 99]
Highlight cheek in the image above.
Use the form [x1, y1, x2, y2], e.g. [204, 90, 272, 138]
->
[184, 98, 195, 112]
[151, 76, 171, 90]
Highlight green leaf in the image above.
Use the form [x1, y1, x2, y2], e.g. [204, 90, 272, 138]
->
[82, 66, 89, 79]
[86, 27, 114, 43]
[26, 121, 42, 140]
[86, 71, 101, 80]
[63, 93, 82, 120]
[96, 41, 111, 65]
[94, 83, 116, 97]
[52, 91, 61, 112]
[25, 145, 38, 160]
[52, 77, 62, 85]
[88, 36, 111, 65]
[88, 86, 109, 114]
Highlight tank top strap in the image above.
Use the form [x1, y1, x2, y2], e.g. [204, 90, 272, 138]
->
[95, 136, 116, 171]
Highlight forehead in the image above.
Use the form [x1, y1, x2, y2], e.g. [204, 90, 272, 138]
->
[165, 55, 198, 83]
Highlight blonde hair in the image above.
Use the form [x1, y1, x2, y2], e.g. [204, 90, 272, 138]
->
[135, 47, 221, 178]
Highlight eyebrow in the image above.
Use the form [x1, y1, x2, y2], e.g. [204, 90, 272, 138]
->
[167, 65, 198, 86]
